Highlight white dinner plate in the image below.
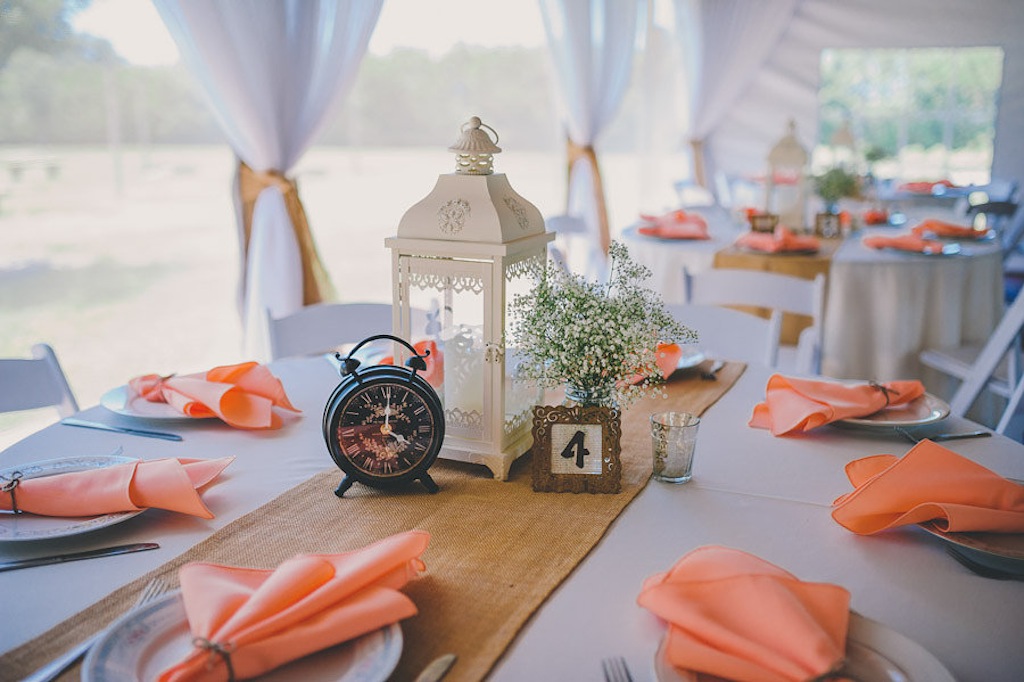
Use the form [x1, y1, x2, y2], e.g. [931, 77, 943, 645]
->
[83, 591, 403, 682]
[653, 611, 954, 681]
[836, 393, 950, 429]
[101, 384, 210, 421]
[882, 243, 962, 256]
[0, 455, 143, 542]
[736, 246, 819, 256]
[919, 522, 1024, 575]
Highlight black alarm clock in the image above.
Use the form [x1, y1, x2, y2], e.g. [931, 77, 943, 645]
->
[323, 334, 445, 497]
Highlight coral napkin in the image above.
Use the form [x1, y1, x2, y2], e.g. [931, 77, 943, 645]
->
[861, 233, 944, 254]
[638, 210, 710, 240]
[380, 339, 444, 388]
[637, 546, 850, 682]
[898, 179, 954, 194]
[129, 362, 299, 429]
[158, 530, 430, 682]
[911, 219, 988, 240]
[832, 440, 1024, 534]
[749, 374, 925, 436]
[626, 342, 684, 385]
[734, 226, 820, 253]
[0, 457, 232, 519]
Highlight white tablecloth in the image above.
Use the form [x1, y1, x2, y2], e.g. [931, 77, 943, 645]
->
[822, 229, 1004, 391]
[2, 358, 1024, 681]
[621, 205, 745, 304]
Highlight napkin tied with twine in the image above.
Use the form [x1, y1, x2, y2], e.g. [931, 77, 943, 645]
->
[158, 529, 430, 682]
[0, 457, 232, 518]
[832, 440, 1024, 534]
[638, 546, 850, 682]
[129, 362, 299, 429]
[749, 374, 925, 436]
[734, 226, 821, 253]
[861, 233, 944, 254]
[638, 209, 710, 240]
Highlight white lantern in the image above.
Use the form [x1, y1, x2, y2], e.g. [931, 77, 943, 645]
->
[385, 116, 554, 481]
[764, 118, 809, 231]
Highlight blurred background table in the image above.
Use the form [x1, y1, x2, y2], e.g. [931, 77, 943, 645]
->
[821, 228, 1004, 393]
[621, 205, 744, 304]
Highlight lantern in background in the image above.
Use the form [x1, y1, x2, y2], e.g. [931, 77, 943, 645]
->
[386, 116, 554, 480]
[764, 119, 809, 232]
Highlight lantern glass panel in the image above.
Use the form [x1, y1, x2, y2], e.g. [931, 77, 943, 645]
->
[401, 255, 491, 444]
[503, 254, 544, 445]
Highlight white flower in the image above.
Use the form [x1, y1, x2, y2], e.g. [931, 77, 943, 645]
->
[508, 241, 696, 408]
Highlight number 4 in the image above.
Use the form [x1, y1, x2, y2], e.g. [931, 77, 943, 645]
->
[560, 430, 589, 469]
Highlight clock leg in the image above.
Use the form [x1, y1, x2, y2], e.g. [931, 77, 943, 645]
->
[419, 473, 439, 494]
[334, 475, 355, 498]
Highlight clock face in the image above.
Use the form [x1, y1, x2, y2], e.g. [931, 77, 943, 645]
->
[333, 380, 440, 479]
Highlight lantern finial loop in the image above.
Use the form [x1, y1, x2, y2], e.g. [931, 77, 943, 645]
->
[449, 116, 501, 175]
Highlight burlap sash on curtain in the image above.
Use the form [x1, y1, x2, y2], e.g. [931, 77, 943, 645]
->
[1, 363, 745, 682]
[566, 138, 611, 256]
[237, 161, 334, 306]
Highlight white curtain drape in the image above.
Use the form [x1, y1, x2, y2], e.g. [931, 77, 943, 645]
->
[673, 0, 800, 189]
[152, 0, 383, 358]
[539, 0, 644, 259]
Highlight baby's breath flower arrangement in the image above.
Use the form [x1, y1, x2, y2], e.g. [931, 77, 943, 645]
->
[509, 241, 695, 409]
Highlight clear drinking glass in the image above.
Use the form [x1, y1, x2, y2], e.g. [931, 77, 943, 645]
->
[650, 412, 700, 483]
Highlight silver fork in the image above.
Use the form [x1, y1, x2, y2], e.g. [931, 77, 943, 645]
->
[601, 656, 635, 682]
[24, 577, 169, 682]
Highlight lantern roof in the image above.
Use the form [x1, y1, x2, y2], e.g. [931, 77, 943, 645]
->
[448, 116, 502, 156]
[767, 119, 808, 168]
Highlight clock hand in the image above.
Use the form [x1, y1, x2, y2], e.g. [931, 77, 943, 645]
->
[390, 431, 410, 446]
[384, 388, 391, 427]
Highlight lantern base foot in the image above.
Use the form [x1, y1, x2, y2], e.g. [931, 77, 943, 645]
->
[439, 437, 532, 481]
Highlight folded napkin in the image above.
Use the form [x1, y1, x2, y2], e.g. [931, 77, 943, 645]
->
[637, 546, 850, 682]
[749, 374, 926, 436]
[638, 209, 710, 240]
[734, 226, 820, 253]
[158, 530, 430, 682]
[380, 339, 444, 388]
[129, 362, 299, 429]
[861, 233, 945, 254]
[0, 457, 232, 519]
[862, 208, 889, 225]
[911, 219, 987, 240]
[898, 179, 954, 194]
[832, 440, 1024, 534]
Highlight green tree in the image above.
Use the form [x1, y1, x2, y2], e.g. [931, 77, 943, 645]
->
[0, 0, 98, 70]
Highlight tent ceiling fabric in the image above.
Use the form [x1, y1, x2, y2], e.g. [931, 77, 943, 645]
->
[692, 0, 1024, 187]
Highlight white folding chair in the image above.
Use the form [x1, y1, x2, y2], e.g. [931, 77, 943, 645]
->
[920, 286, 1024, 434]
[0, 343, 79, 417]
[666, 304, 776, 368]
[265, 303, 430, 360]
[683, 267, 826, 375]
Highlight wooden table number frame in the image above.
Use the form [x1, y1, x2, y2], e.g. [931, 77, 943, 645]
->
[531, 404, 622, 493]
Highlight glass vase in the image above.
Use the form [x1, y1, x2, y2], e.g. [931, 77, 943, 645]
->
[564, 382, 618, 409]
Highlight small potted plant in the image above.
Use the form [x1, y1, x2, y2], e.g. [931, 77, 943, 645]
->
[508, 241, 694, 410]
[813, 166, 860, 236]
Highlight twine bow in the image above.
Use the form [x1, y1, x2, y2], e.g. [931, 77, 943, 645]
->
[1, 471, 24, 514]
[193, 637, 236, 681]
[869, 381, 901, 407]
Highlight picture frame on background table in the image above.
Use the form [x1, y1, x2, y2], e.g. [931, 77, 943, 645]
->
[531, 404, 621, 493]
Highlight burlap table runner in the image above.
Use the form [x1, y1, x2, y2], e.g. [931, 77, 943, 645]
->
[2, 362, 745, 682]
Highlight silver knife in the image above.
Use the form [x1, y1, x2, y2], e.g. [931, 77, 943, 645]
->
[0, 542, 159, 572]
[61, 418, 182, 442]
[414, 653, 457, 682]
